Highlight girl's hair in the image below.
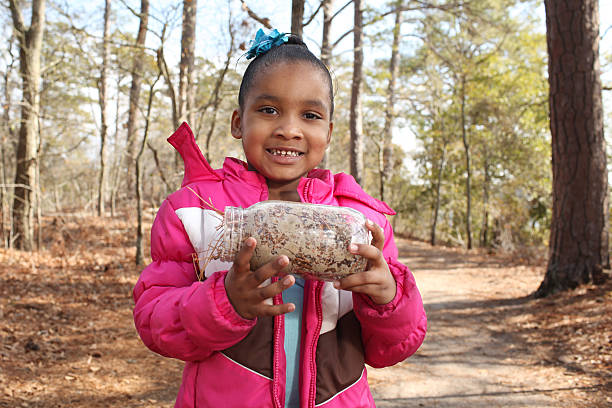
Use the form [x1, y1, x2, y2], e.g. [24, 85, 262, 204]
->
[238, 35, 335, 118]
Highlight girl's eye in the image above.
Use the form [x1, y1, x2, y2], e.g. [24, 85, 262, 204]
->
[258, 107, 277, 115]
[304, 112, 322, 120]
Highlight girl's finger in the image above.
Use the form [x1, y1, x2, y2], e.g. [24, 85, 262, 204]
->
[349, 242, 383, 263]
[365, 219, 385, 251]
[334, 270, 377, 290]
[256, 274, 295, 301]
[337, 282, 381, 296]
[334, 271, 396, 304]
[252, 255, 290, 283]
[256, 302, 296, 317]
[233, 237, 257, 273]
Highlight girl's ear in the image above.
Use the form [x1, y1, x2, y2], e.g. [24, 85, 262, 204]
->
[231, 109, 242, 139]
[326, 121, 333, 145]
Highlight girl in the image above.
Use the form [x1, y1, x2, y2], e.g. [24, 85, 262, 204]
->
[133, 29, 427, 408]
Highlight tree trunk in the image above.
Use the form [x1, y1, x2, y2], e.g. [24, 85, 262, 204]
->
[125, 0, 149, 197]
[480, 154, 490, 247]
[1, 44, 16, 248]
[136, 74, 160, 265]
[460, 75, 473, 250]
[0, 132, 7, 248]
[431, 142, 447, 246]
[35, 134, 41, 250]
[291, 0, 305, 38]
[179, 0, 197, 127]
[320, 0, 333, 66]
[350, 0, 364, 185]
[110, 71, 123, 218]
[97, 0, 111, 217]
[318, 0, 334, 169]
[537, 0, 608, 297]
[381, 3, 401, 202]
[9, 0, 46, 251]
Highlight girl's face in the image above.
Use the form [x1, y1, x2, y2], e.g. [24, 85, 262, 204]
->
[231, 61, 333, 198]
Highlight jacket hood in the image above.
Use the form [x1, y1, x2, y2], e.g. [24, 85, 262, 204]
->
[168, 122, 222, 186]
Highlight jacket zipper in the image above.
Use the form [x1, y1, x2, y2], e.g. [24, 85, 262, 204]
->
[308, 281, 323, 408]
[303, 178, 322, 408]
[272, 280, 284, 408]
[302, 178, 313, 203]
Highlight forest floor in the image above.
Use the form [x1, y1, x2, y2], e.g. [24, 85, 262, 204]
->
[0, 215, 610, 407]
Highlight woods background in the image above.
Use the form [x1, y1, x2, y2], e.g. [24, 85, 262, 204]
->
[1, 0, 610, 292]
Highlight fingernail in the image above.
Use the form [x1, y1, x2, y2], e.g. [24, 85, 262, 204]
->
[333, 281, 341, 288]
[349, 244, 358, 252]
[366, 219, 373, 226]
[278, 256, 288, 266]
[283, 275, 293, 285]
[245, 237, 255, 247]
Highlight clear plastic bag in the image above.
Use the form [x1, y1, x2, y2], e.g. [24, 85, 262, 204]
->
[218, 201, 371, 281]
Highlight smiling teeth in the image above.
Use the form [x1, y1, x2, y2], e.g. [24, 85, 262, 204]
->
[270, 149, 301, 157]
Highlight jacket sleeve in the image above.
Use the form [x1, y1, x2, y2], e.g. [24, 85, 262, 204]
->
[132, 198, 256, 362]
[352, 214, 427, 368]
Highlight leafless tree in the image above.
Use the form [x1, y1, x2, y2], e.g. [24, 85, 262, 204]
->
[1, 39, 17, 248]
[317, 0, 334, 169]
[179, 0, 197, 127]
[135, 72, 161, 265]
[8, 0, 46, 251]
[349, 0, 364, 185]
[380, 2, 402, 202]
[125, 0, 149, 196]
[97, 0, 111, 216]
[291, 0, 305, 37]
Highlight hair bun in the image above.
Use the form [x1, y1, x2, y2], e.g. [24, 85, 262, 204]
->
[286, 34, 307, 48]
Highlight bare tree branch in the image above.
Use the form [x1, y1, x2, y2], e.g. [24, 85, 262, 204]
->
[331, 0, 471, 48]
[196, 5, 236, 157]
[146, 141, 173, 191]
[303, 1, 323, 27]
[116, 0, 174, 27]
[331, 0, 352, 22]
[8, 0, 27, 39]
[332, 27, 353, 48]
[239, 0, 272, 29]
[49, 1, 150, 54]
[155, 20, 179, 129]
[156, 46, 179, 128]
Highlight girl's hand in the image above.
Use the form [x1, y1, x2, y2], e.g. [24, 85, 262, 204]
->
[225, 237, 296, 320]
[333, 219, 397, 305]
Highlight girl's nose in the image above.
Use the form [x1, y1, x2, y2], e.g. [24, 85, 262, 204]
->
[274, 116, 303, 139]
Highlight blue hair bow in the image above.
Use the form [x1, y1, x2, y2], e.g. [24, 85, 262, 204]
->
[245, 28, 288, 60]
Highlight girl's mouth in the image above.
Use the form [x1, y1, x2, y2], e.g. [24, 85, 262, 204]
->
[267, 148, 304, 157]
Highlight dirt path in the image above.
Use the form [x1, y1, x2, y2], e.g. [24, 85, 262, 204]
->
[368, 239, 600, 408]
[1, 217, 608, 407]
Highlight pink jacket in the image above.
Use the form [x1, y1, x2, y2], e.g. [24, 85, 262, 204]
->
[133, 123, 427, 408]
